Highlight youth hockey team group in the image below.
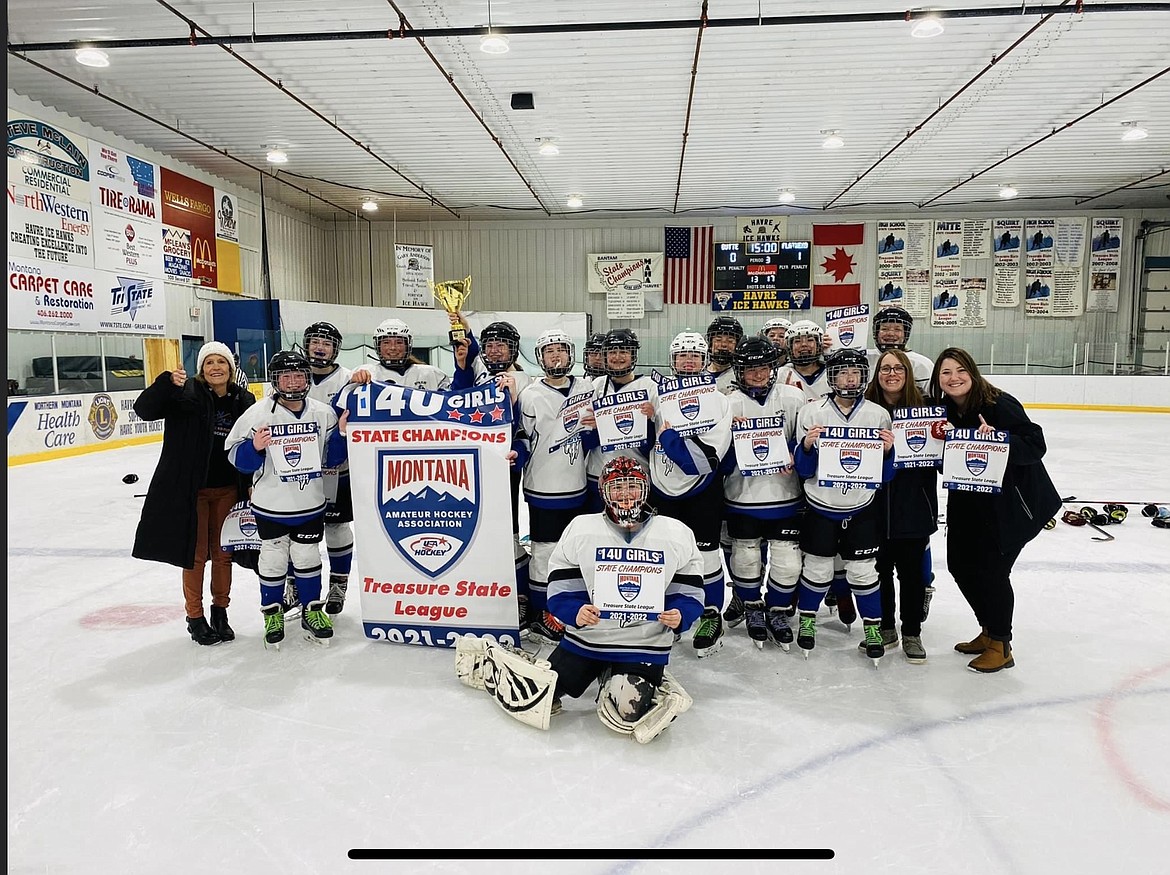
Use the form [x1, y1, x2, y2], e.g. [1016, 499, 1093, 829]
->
[134, 306, 1059, 744]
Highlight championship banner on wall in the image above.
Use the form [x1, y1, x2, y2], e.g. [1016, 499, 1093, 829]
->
[992, 218, 1022, 307]
[161, 168, 217, 288]
[587, 252, 664, 296]
[7, 258, 166, 335]
[340, 380, 520, 648]
[1087, 217, 1122, 312]
[394, 243, 434, 308]
[891, 406, 947, 469]
[815, 427, 884, 489]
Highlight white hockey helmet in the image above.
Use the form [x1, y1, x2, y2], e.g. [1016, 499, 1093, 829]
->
[535, 329, 575, 378]
[373, 318, 412, 368]
[669, 331, 708, 375]
[785, 319, 824, 366]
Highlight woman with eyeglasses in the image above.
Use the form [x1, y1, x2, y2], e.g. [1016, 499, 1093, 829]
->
[929, 348, 1060, 673]
[864, 349, 937, 664]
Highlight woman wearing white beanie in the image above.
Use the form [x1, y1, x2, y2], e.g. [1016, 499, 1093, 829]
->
[132, 341, 257, 644]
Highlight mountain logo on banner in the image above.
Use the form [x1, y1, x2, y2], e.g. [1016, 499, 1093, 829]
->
[906, 428, 927, 453]
[839, 327, 855, 346]
[753, 437, 770, 461]
[615, 410, 635, 435]
[618, 573, 643, 603]
[379, 448, 479, 578]
[563, 408, 579, 431]
[965, 451, 989, 477]
[679, 396, 701, 421]
[284, 443, 302, 467]
[839, 449, 862, 474]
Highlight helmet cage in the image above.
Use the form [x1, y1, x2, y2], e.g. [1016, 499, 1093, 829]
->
[303, 322, 342, 367]
[826, 349, 870, 399]
[599, 457, 652, 528]
[480, 322, 520, 374]
[268, 352, 312, 402]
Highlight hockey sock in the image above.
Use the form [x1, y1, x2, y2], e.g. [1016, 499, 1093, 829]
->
[703, 580, 726, 609]
[515, 554, 531, 600]
[922, 546, 935, 585]
[326, 541, 353, 576]
[797, 577, 831, 613]
[855, 590, 882, 621]
[764, 585, 796, 611]
[260, 578, 285, 606]
[732, 582, 763, 604]
[293, 565, 323, 605]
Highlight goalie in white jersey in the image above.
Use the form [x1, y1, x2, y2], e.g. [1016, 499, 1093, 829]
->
[226, 351, 349, 649]
[793, 348, 895, 662]
[349, 317, 452, 392]
[648, 332, 732, 656]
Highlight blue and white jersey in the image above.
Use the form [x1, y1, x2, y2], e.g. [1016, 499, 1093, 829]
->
[794, 397, 893, 517]
[358, 361, 451, 392]
[226, 397, 344, 523]
[311, 364, 353, 487]
[547, 513, 704, 666]
[724, 382, 805, 518]
[587, 374, 659, 482]
[514, 377, 595, 509]
[776, 363, 831, 403]
[650, 386, 731, 500]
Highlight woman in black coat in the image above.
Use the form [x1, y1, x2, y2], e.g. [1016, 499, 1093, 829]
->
[132, 342, 256, 645]
[930, 348, 1061, 673]
[865, 348, 938, 664]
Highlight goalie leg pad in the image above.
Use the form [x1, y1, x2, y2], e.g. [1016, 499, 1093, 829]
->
[456, 638, 559, 730]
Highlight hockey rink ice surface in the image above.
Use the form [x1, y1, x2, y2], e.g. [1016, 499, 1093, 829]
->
[7, 408, 1169, 872]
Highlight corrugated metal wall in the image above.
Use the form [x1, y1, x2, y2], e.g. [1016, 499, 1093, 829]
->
[318, 209, 1170, 374]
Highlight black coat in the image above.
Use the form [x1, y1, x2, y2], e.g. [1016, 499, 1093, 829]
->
[131, 373, 255, 569]
[944, 391, 1061, 550]
[878, 463, 939, 540]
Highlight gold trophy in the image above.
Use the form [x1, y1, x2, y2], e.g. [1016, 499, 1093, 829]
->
[430, 275, 473, 345]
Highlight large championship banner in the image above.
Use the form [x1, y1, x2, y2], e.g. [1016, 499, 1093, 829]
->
[340, 380, 520, 648]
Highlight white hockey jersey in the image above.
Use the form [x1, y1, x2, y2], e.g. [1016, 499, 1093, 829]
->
[706, 366, 736, 394]
[724, 382, 805, 518]
[515, 377, 595, 509]
[467, 359, 535, 401]
[546, 512, 704, 666]
[776, 363, 831, 403]
[226, 397, 341, 521]
[308, 364, 353, 489]
[587, 374, 660, 481]
[357, 361, 451, 392]
[795, 396, 892, 516]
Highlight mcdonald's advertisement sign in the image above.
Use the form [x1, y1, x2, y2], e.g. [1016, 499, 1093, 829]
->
[160, 167, 216, 289]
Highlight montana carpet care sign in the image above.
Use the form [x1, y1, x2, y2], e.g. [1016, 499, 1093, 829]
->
[339, 380, 519, 647]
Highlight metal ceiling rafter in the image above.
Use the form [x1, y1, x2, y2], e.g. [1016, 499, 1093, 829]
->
[919, 64, 1170, 206]
[1075, 168, 1170, 205]
[149, 0, 460, 217]
[673, 0, 709, 214]
[381, 0, 551, 216]
[12, 4, 1170, 51]
[824, 0, 1075, 210]
[5, 49, 366, 222]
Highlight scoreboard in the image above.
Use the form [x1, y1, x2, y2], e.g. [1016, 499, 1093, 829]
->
[713, 241, 811, 291]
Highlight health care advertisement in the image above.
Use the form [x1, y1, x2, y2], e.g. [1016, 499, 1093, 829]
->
[7, 389, 165, 463]
[340, 380, 520, 648]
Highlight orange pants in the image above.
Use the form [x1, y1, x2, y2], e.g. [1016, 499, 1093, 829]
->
[182, 486, 239, 618]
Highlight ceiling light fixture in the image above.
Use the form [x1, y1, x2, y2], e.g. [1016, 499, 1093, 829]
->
[266, 148, 288, 164]
[74, 47, 110, 68]
[910, 11, 945, 39]
[999, 184, 1019, 200]
[778, 189, 797, 204]
[362, 200, 378, 212]
[480, 0, 510, 54]
[566, 194, 584, 209]
[821, 130, 845, 149]
[1120, 121, 1149, 142]
[537, 138, 560, 156]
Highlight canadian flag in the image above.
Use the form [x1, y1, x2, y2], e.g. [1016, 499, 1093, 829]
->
[813, 223, 865, 307]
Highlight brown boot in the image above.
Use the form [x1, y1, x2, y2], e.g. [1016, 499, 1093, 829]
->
[954, 627, 992, 654]
[968, 639, 1014, 673]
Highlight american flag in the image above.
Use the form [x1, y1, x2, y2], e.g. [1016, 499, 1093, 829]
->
[664, 226, 714, 305]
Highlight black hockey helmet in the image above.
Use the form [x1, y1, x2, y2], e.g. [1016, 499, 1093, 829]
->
[303, 321, 342, 366]
[603, 328, 640, 378]
[872, 307, 914, 351]
[268, 350, 312, 402]
[825, 348, 870, 399]
[706, 315, 745, 366]
[732, 336, 779, 395]
[599, 456, 652, 529]
[479, 321, 520, 374]
[583, 332, 607, 377]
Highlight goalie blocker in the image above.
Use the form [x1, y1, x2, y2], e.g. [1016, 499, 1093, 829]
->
[454, 637, 691, 742]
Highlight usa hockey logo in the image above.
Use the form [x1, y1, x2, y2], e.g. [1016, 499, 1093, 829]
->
[617, 573, 643, 603]
[906, 428, 927, 453]
[379, 448, 479, 578]
[965, 451, 989, 476]
[284, 443, 302, 467]
[615, 410, 635, 436]
[753, 437, 770, 461]
[839, 327, 855, 346]
[839, 449, 862, 473]
[679, 396, 701, 421]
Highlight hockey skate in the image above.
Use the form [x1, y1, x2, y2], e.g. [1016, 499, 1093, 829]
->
[281, 577, 301, 619]
[861, 622, 886, 665]
[743, 600, 768, 650]
[766, 608, 793, 652]
[824, 592, 838, 614]
[325, 574, 348, 615]
[526, 610, 565, 646]
[797, 611, 817, 659]
[301, 600, 334, 646]
[691, 607, 724, 658]
[835, 591, 857, 630]
[723, 591, 746, 628]
[858, 627, 898, 655]
[261, 603, 284, 650]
